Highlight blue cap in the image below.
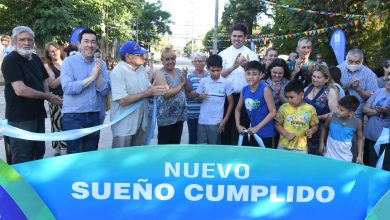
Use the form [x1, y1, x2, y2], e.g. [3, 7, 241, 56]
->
[120, 41, 147, 57]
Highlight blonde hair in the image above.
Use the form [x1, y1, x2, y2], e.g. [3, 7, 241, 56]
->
[310, 64, 334, 86]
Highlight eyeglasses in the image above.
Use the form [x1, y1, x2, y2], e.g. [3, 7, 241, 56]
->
[163, 57, 176, 61]
[193, 60, 205, 63]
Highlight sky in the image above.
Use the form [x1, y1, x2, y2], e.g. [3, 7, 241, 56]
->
[146, 0, 229, 48]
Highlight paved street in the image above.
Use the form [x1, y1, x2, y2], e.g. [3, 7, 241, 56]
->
[0, 57, 192, 162]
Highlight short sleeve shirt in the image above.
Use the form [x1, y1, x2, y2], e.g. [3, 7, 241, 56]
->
[109, 61, 150, 136]
[338, 62, 378, 118]
[2, 51, 48, 122]
[275, 103, 319, 151]
[197, 76, 233, 125]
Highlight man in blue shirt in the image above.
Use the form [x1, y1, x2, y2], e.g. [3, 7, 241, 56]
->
[61, 29, 109, 154]
[338, 48, 378, 120]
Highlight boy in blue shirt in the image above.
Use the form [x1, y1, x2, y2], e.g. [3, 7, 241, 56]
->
[320, 95, 363, 163]
[195, 55, 234, 144]
[235, 61, 277, 148]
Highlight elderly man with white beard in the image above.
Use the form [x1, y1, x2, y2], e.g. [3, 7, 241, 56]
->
[1, 26, 62, 164]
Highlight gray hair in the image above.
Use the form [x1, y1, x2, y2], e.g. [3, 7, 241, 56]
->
[346, 48, 363, 61]
[297, 37, 312, 48]
[191, 52, 206, 61]
[11, 26, 35, 42]
[384, 59, 390, 68]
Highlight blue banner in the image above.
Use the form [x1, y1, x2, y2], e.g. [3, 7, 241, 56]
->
[69, 26, 88, 46]
[10, 146, 390, 220]
[330, 29, 347, 65]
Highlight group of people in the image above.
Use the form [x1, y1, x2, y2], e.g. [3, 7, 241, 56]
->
[1, 24, 389, 172]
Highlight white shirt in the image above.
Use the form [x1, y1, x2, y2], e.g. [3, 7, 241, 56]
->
[219, 45, 258, 93]
[109, 61, 150, 136]
[196, 76, 233, 125]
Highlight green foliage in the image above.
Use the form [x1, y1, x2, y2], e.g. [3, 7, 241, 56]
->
[221, 0, 267, 35]
[137, 0, 173, 45]
[202, 0, 267, 53]
[271, 0, 390, 68]
[183, 40, 200, 57]
[0, 0, 170, 49]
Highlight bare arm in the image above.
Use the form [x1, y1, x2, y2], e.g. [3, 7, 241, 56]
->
[319, 114, 331, 154]
[44, 63, 61, 89]
[318, 87, 339, 121]
[11, 81, 62, 105]
[235, 93, 246, 134]
[363, 103, 378, 116]
[118, 85, 167, 106]
[154, 70, 185, 99]
[219, 94, 234, 133]
[248, 87, 276, 134]
[354, 86, 372, 100]
[356, 121, 364, 164]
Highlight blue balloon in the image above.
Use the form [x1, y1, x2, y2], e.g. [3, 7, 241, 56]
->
[69, 26, 88, 46]
[330, 29, 346, 65]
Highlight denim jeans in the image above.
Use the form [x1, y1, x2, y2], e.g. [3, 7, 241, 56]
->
[62, 112, 100, 154]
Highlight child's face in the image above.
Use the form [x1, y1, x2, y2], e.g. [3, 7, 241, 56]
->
[285, 91, 304, 107]
[245, 69, 261, 86]
[208, 66, 222, 80]
[1, 39, 10, 47]
[336, 105, 353, 118]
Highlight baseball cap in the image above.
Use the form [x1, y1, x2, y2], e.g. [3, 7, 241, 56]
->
[120, 41, 147, 57]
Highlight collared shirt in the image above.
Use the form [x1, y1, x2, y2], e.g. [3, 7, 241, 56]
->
[109, 61, 150, 136]
[338, 61, 378, 118]
[61, 52, 109, 114]
[219, 45, 258, 93]
[2, 46, 14, 57]
[196, 76, 233, 125]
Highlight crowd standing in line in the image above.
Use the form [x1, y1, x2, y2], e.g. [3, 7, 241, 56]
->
[1, 24, 389, 172]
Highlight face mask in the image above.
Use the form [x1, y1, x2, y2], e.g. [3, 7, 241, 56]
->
[347, 64, 361, 72]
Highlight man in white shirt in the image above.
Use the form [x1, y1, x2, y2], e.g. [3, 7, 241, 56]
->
[219, 23, 259, 145]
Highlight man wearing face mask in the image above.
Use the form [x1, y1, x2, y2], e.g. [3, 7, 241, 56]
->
[338, 48, 378, 120]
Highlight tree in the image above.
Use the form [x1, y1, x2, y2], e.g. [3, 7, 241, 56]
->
[137, 0, 173, 46]
[270, 0, 390, 68]
[221, 0, 268, 36]
[0, 0, 143, 46]
[202, 0, 268, 54]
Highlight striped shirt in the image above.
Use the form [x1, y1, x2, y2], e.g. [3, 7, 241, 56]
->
[324, 113, 361, 162]
[338, 61, 378, 118]
[186, 71, 210, 119]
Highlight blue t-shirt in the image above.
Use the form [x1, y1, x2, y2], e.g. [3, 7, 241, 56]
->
[242, 81, 276, 138]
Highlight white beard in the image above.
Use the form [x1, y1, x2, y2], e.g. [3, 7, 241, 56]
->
[16, 47, 33, 58]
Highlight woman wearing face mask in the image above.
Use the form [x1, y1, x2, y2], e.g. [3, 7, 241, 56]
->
[304, 64, 339, 155]
[363, 74, 390, 171]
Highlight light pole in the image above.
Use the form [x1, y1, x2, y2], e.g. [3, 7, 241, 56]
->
[213, 0, 219, 54]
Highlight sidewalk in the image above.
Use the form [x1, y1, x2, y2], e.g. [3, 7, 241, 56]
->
[0, 85, 189, 162]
